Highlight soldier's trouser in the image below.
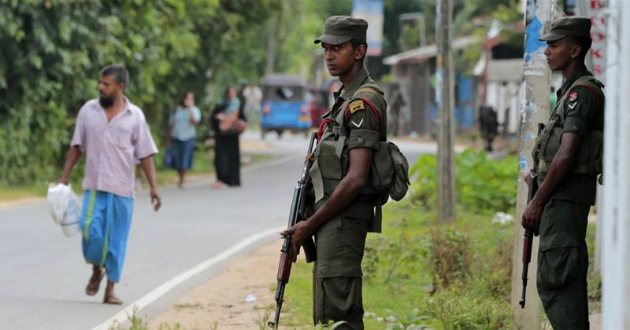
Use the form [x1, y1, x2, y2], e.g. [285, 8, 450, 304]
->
[537, 198, 590, 330]
[313, 215, 369, 330]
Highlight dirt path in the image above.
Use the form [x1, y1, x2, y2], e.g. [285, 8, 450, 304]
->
[149, 242, 283, 330]
[148, 240, 602, 330]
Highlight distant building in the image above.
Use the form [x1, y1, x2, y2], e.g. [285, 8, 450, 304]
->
[383, 36, 476, 137]
[473, 22, 524, 136]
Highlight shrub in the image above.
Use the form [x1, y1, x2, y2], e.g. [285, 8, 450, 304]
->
[410, 150, 518, 214]
[363, 227, 426, 284]
[421, 285, 511, 330]
[421, 227, 472, 289]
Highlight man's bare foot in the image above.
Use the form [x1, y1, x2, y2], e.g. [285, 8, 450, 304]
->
[103, 294, 123, 305]
[212, 181, 222, 189]
[85, 266, 104, 296]
[103, 280, 123, 305]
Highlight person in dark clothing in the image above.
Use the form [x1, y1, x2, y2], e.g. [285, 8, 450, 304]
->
[210, 87, 242, 188]
[237, 79, 248, 122]
[388, 84, 405, 137]
[478, 104, 499, 152]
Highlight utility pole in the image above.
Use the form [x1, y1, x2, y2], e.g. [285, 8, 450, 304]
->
[601, 1, 630, 328]
[436, 0, 456, 223]
[266, 15, 277, 75]
[510, 1, 558, 329]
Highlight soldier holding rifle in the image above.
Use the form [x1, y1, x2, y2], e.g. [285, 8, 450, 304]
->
[279, 16, 388, 330]
[522, 17, 604, 330]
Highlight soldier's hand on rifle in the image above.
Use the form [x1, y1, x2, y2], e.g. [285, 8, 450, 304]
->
[524, 172, 531, 185]
[280, 220, 316, 263]
[522, 200, 543, 229]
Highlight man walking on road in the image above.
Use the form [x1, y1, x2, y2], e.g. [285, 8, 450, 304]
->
[522, 17, 604, 330]
[282, 16, 387, 330]
[59, 65, 162, 305]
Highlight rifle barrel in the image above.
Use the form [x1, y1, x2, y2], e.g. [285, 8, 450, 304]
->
[269, 132, 318, 328]
[269, 281, 285, 329]
[519, 263, 529, 308]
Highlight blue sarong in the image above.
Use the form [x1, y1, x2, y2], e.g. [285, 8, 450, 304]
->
[79, 190, 134, 282]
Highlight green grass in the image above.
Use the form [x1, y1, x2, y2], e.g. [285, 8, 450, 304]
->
[0, 147, 270, 203]
[0, 183, 49, 200]
[280, 200, 517, 330]
[280, 200, 599, 330]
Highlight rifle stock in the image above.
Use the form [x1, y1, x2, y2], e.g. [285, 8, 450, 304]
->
[269, 132, 318, 329]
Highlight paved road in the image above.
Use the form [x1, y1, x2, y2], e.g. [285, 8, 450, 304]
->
[0, 132, 429, 330]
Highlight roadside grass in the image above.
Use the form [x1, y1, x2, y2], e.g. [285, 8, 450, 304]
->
[0, 146, 270, 203]
[281, 201, 515, 330]
[0, 183, 49, 199]
[279, 150, 599, 330]
[107, 308, 218, 330]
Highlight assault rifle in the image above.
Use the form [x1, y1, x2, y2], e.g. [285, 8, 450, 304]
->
[520, 124, 545, 308]
[519, 170, 540, 308]
[519, 123, 545, 308]
[268, 132, 318, 329]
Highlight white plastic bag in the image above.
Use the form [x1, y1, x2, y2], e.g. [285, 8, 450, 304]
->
[47, 183, 81, 237]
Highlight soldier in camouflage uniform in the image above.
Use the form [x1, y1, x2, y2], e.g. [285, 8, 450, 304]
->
[281, 16, 387, 330]
[522, 17, 605, 330]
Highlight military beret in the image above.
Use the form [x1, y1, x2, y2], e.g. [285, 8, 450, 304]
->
[314, 15, 368, 45]
[539, 17, 592, 42]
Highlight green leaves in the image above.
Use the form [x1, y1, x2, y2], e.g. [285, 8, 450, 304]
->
[0, 0, 279, 185]
[410, 150, 518, 215]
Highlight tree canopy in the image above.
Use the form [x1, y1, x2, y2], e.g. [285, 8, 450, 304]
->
[0, 0, 279, 184]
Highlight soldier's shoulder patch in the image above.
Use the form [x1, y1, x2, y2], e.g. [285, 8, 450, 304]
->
[349, 99, 365, 114]
[568, 91, 579, 102]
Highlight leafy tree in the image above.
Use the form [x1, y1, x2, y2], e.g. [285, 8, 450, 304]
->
[0, 0, 279, 185]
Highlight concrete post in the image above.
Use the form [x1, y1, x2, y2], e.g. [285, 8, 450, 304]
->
[510, 0, 558, 328]
[601, 1, 630, 328]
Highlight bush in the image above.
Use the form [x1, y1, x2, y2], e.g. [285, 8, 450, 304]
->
[0, 1, 279, 185]
[421, 227, 472, 289]
[363, 217, 427, 285]
[410, 150, 518, 214]
[421, 286, 511, 330]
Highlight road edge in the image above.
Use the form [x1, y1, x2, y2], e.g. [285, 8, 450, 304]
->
[90, 226, 284, 330]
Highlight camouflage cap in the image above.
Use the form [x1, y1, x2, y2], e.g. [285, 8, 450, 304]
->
[539, 17, 592, 42]
[314, 16, 368, 45]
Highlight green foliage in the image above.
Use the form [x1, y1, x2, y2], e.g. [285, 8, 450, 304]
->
[363, 216, 430, 286]
[361, 205, 513, 330]
[456, 1, 523, 74]
[421, 286, 511, 330]
[285, 152, 519, 329]
[410, 150, 518, 214]
[0, 0, 279, 185]
[422, 228, 472, 288]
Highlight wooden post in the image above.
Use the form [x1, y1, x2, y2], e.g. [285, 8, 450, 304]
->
[510, 0, 558, 328]
[436, 0, 456, 223]
[601, 1, 630, 328]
